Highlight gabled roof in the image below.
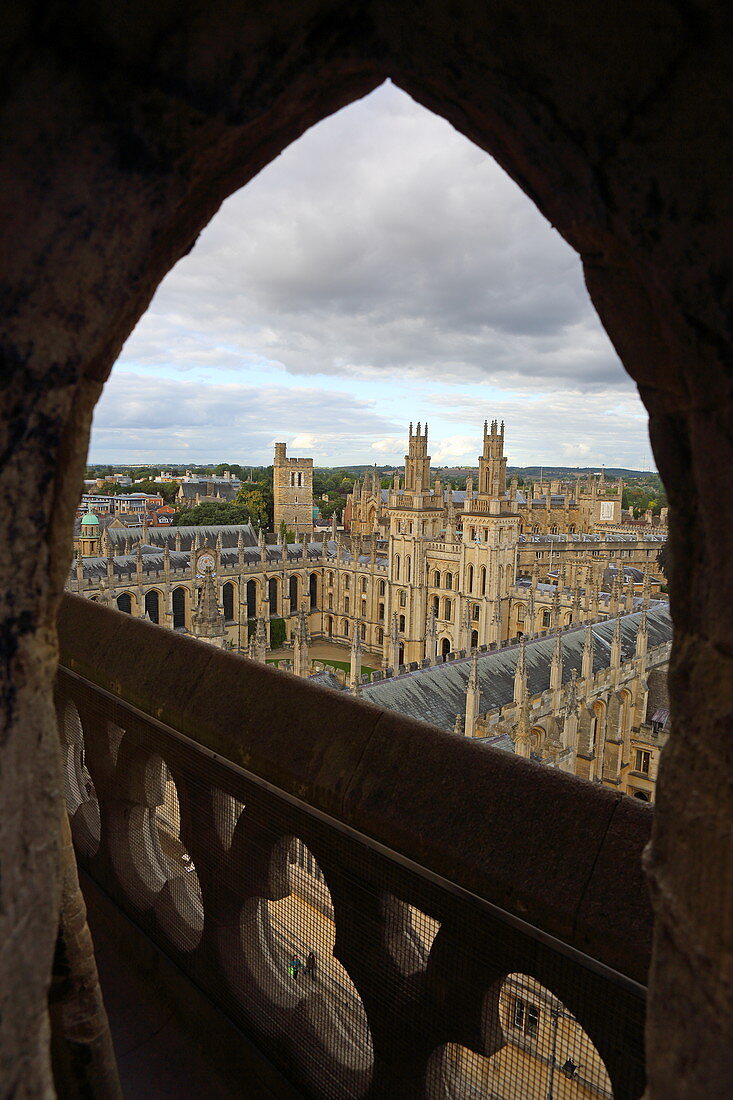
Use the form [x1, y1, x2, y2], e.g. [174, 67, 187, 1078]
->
[360, 605, 671, 733]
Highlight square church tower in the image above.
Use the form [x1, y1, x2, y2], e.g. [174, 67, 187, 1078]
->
[273, 442, 314, 533]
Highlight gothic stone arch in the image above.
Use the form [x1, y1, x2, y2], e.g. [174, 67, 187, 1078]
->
[2, 7, 732, 1095]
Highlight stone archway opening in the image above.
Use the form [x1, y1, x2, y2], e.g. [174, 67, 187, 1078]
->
[3, 10, 731, 1098]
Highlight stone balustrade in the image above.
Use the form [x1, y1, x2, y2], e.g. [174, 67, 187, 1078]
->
[57, 593, 651, 1098]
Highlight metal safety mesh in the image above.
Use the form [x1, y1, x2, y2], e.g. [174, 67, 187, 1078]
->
[57, 667, 645, 1099]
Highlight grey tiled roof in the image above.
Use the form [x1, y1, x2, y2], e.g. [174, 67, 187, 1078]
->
[104, 524, 257, 552]
[360, 604, 671, 732]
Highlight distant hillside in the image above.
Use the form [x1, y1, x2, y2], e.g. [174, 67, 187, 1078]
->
[435, 465, 654, 479]
[507, 466, 653, 479]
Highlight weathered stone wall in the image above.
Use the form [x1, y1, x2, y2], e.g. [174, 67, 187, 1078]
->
[1, 3, 731, 1094]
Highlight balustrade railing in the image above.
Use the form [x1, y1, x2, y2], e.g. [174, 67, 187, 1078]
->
[57, 594, 651, 1099]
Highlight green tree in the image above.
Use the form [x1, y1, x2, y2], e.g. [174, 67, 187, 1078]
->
[234, 486, 268, 527]
[173, 502, 253, 526]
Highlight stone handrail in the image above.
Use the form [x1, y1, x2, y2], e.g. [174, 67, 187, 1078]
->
[57, 593, 651, 1098]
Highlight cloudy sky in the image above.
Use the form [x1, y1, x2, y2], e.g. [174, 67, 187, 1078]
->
[90, 82, 654, 471]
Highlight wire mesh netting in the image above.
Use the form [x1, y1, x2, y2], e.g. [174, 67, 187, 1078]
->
[57, 666, 646, 1099]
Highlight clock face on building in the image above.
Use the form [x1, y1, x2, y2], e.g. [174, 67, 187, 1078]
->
[196, 550, 216, 576]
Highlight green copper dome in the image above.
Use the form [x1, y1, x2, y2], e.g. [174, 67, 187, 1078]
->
[81, 511, 99, 525]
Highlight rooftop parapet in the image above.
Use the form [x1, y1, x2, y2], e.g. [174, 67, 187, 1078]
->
[57, 594, 652, 1098]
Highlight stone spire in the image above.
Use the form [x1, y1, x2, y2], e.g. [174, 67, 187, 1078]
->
[175, 530, 182, 552]
[464, 652, 481, 737]
[249, 609, 268, 663]
[551, 581, 561, 630]
[566, 667, 579, 716]
[550, 631, 563, 694]
[425, 605, 437, 661]
[611, 611, 623, 669]
[453, 714, 464, 737]
[642, 560, 652, 609]
[388, 611, 401, 670]
[582, 624, 595, 681]
[191, 567, 226, 645]
[462, 601, 472, 650]
[349, 622, 363, 693]
[527, 585, 536, 635]
[513, 691, 532, 759]
[292, 606, 310, 678]
[513, 634, 528, 705]
[636, 606, 649, 665]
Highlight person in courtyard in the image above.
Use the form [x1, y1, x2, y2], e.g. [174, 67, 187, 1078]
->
[288, 955, 303, 981]
[305, 950, 317, 979]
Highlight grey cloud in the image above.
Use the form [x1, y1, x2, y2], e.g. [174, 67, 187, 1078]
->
[119, 83, 629, 393]
[90, 374, 400, 463]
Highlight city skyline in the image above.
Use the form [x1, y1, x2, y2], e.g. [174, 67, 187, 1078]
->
[90, 82, 655, 470]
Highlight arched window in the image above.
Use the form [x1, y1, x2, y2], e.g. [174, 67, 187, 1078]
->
[444, 597, 452, 620]
[433, 595, 440, 617]
[434, 570, 441, 587]
[471, 629, 479, 648]
[222, 581, 234, 622]
[394, 555, 400, 581]
[326, 615, 333, 636]
[309, 572, 317, 609]
[399, 589, 406, 607]
[360, 576, 367, 593]
[399, 614, 405, 632]
[144, 590, 159, 624]
[446, 572, 453, 590]
[117, 592, 132, 615]
[441, 638, 451, 658]
[379, 580, 385, 596]
[246, 578, 257, 619]
[289, 574, 299, 608]
[344, 596, 349, 614]
[344, 574, 350, 590]
[473, 604, 480, 621]
[480, 566, 487, 596]
[360, 621, 366, 640]
[398, 644, 405, 666]
[377, 628, 383, 645]
[406, 555, 411, 581]
[379, 602, 385, 620]
[542, 609, 551, 627]
[467, 563, 474, 592]
[344, 619, 349, 637]
[172, 587, 186, 629]
[328, 571, 334, 586]
[268, 577, 278, 616]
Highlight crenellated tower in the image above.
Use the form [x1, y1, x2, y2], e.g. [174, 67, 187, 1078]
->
[404, 421, 431, 493]
[477, 419, 507, 501]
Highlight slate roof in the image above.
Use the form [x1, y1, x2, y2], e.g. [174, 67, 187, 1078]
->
[177, 480, 239, 502]
[72, 536, 389, 580]
[104, 523, 257, 552]
[360, 604, 672, 732]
